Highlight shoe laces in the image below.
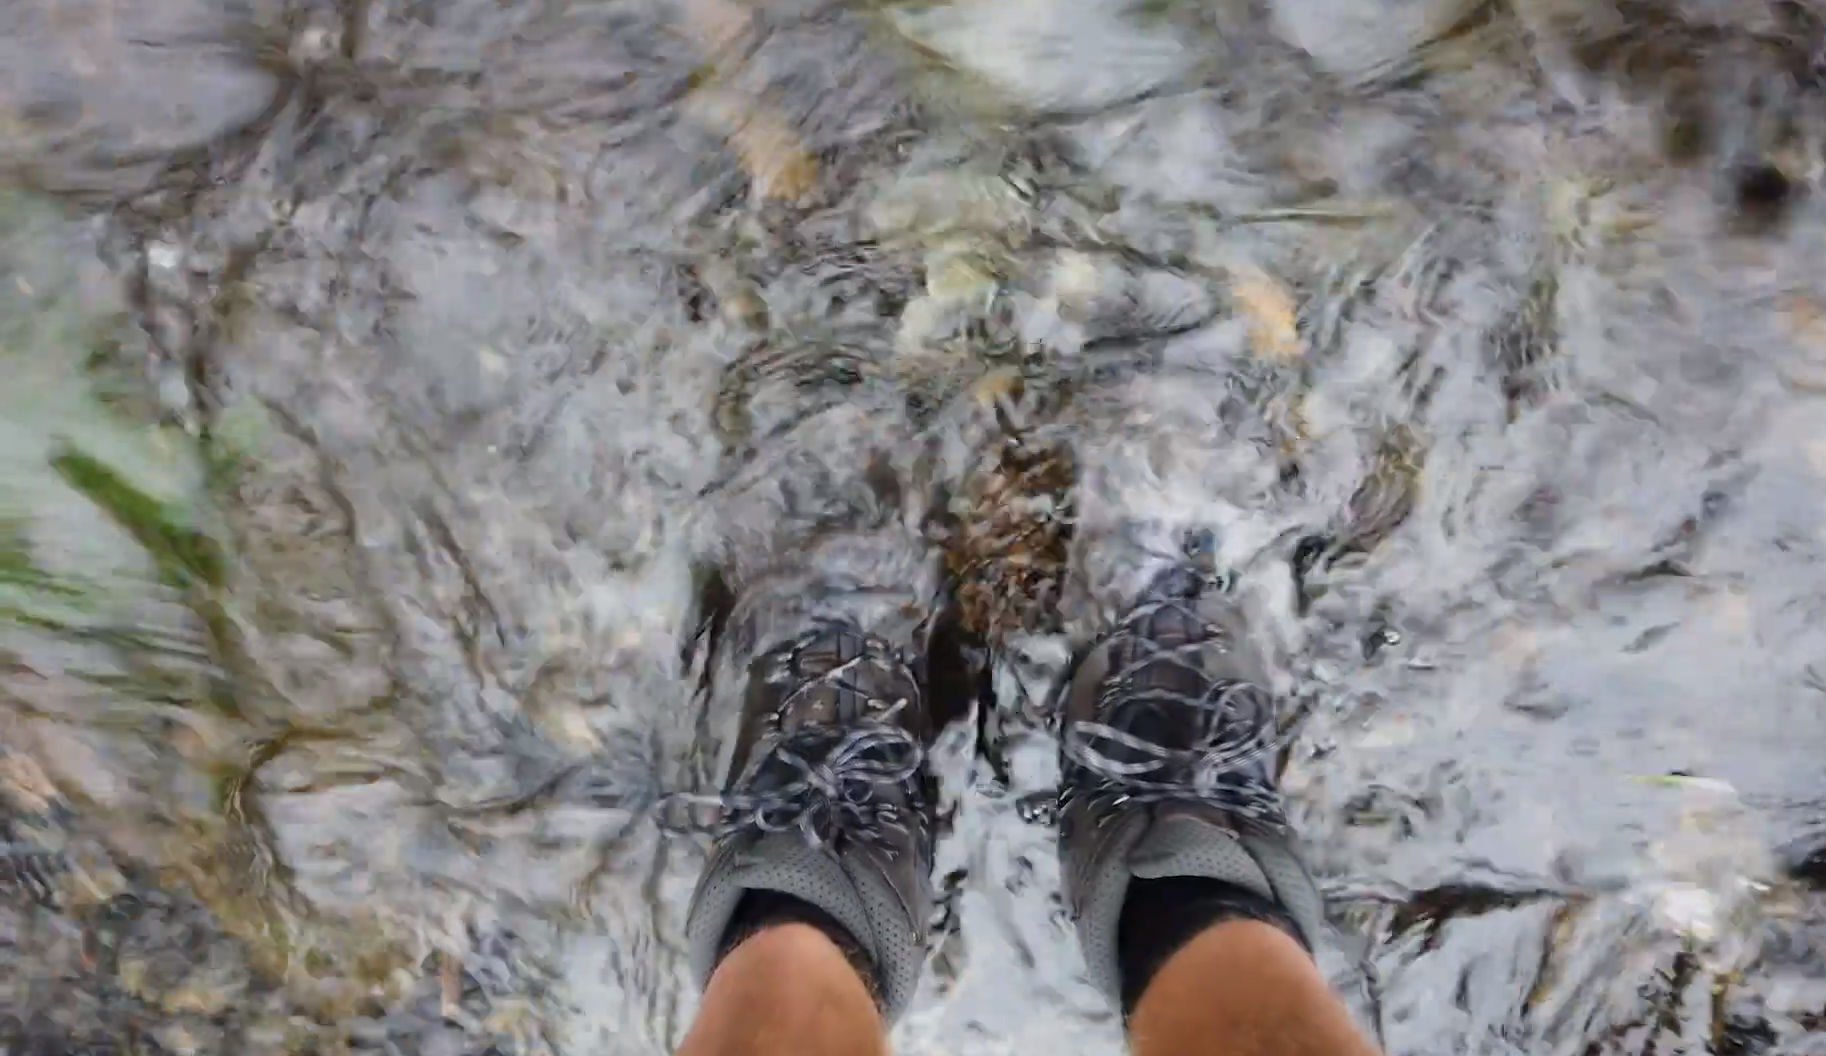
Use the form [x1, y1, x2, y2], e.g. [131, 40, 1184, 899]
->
[661, 636, 927, 854]
[1062, 579, 1288, 830]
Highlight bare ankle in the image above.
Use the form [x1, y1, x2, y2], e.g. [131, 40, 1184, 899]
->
[1130, 920, 1381, 1056]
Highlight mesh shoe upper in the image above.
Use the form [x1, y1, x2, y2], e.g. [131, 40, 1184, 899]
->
[1057, 559, 1328, 1005]
[681, 619, 940, 1022]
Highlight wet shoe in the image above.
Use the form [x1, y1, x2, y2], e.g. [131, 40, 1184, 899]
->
[1056, 546, 1327, 1008]
[681, 617, 940, 1021]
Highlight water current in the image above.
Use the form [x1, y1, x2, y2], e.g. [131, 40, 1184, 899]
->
[3, 0, 1826, 1053]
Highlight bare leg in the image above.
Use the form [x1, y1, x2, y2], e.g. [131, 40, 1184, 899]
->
[1129, 920, 1381, 1056]
[677, 924, 887, 1056]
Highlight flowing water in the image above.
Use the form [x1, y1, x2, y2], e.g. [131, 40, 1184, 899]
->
[3, 0, 1826, 1053]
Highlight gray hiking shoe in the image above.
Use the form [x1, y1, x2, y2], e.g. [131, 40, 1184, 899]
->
[682, 616, 940, 1021]
[1057, 548, 1327, 1006]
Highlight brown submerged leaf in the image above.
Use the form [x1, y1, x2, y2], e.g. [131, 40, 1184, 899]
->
[675, 0, 820, 201]
[943, 435, 1075, 644]
[1229, 264, 1305, 361]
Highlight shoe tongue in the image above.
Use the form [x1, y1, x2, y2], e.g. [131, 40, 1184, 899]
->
[1115, 697, 1174, 740]
[775, 635, 913, 729]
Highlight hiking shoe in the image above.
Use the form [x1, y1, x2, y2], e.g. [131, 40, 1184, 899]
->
[681, 616, 941, 1021]
[1056, 548, 1327, 1007]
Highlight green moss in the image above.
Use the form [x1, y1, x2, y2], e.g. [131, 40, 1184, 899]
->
[49, 445, 227, 592]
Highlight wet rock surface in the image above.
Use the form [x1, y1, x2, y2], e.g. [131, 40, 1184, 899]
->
[3, 0, 1826, 1052]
